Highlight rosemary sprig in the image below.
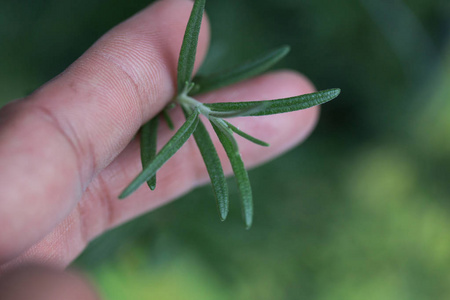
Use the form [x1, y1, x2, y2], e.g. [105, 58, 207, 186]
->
[119, 0, 341, 228]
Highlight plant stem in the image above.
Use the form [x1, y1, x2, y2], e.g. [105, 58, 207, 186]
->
[177, 93, 211, 117]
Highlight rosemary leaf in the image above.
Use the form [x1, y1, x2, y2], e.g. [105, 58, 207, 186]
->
[119, 110, 200, 199]
[177, 0, 206, 93]
[205, 88, 341, 116]
[208, 102, 269, 119]
[140, 116, 159, 190]
[162, 109, 175, 130]
[211, 118, 253, 229]
[191, 46, 290, 95]
[184, 108, 229, 221]
[225, 121, 269, 147]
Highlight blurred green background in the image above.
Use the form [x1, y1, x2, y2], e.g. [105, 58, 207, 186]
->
[1, 0, 449, 299]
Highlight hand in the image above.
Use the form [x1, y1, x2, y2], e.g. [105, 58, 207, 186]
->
[0, 0, 318, 297]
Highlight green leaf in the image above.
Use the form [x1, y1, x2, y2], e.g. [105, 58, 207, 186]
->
[210, 118, 253, 229]
[140, 117, 159, 190]
[225, 121, 269, 147]
[191, 45, 291, 95]
[162, 109, 175, 130]
[119, 110, 200, 199]
[183, 108, 229, 221]
[208, 102, 269, 119]
[177, 0, 206, 93]
[204, 88, 341, 116]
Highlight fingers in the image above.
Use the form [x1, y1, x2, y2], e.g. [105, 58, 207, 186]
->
[2, 71, 318, 268]
[0, 266, 99, 300]
[0, 0, 210, 263]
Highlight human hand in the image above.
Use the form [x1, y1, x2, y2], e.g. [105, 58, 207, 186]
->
[0, 0, 318, 297]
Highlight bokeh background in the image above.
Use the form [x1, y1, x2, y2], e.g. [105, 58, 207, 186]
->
[1, 0, 449, 299]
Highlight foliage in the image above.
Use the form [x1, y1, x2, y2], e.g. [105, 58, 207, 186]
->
[119, 0, 340, 228]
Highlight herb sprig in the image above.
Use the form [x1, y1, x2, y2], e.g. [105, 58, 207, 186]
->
[119, 0, 340, 228]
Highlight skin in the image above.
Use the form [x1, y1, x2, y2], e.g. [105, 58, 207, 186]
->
[0, 0, 318, 297]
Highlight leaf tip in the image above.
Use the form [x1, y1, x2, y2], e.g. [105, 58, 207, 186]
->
[118, 190, 129, 200]
[245, 221, 253, 230]
[219, 210, 228, 222]
[332, 88, 341, 97]
[217, 194, 229, 221]
[244, 212, 253, 229]
[281, 45, 291, 55]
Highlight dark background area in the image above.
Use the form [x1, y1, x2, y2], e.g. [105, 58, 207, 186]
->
[1, 0, 449, 299]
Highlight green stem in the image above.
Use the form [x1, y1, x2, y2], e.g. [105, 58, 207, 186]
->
[177, 93, 211, 117]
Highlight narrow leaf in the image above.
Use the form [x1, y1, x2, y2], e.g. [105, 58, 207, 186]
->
[140, 117, 159, 190]
[210, 117, 238, 150]
[177, 0, 206, 93]
[183, 108, 229, 221]
[225, 121, 269, 147]
[191, 45, 291, 95]
[162, 109, 175, 130]
[205, 88, 341, 116]
[208, 102, 269, 119]
[211, 118, 253, 229]
[119, 110, 200, 199]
